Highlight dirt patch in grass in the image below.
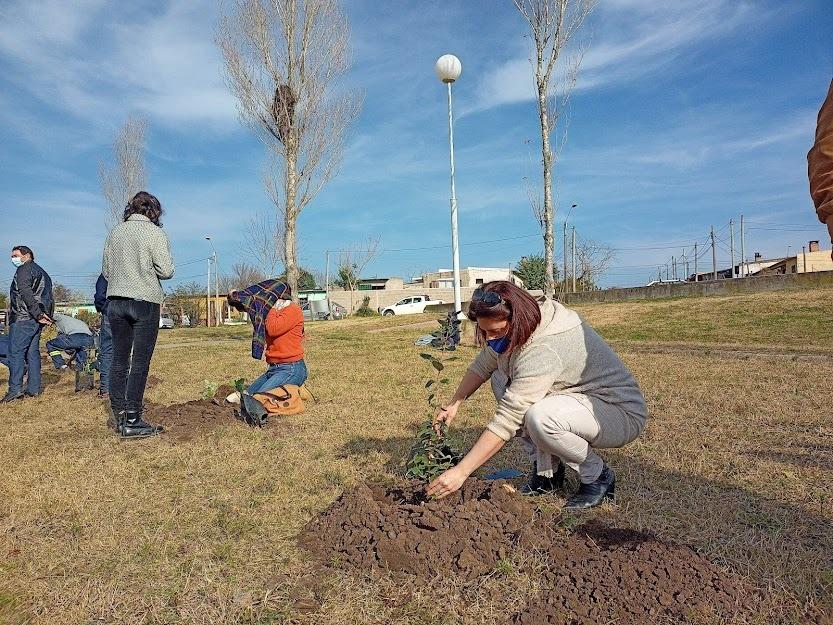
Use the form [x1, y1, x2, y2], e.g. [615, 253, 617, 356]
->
[144, 385, 287, 442]
[301, 479, 759, 624]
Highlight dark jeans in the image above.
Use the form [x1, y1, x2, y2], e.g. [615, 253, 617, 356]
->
[0, 334, 8, 368]
[247, 359, 308, 394]
[108, 299, 160, 411]
[98, 315, 113, 392]
[7, 320, 43, 396]
[46, 333, 94, 369]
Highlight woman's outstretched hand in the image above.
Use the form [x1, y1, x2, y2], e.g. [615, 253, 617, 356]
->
[433, 402, 459, 434]
[426, 465, 469, 500]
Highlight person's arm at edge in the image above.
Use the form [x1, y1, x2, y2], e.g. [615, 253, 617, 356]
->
[426, 430, 506, 499]
[153, 231, 175, 280]
[808, 78, 833, 259]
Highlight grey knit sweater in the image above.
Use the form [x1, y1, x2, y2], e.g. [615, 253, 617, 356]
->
[102, 215, 174, 304]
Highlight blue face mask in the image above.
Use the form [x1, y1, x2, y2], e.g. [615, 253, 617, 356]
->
[11, 257, 24, 267]
[487, 335, 510, 354]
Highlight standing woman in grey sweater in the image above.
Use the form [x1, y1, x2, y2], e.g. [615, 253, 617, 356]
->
[427, 281, 648, 509]
[102, 192, 174, 437]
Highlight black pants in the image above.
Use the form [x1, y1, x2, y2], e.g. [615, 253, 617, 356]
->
[107, 299, 160, 411]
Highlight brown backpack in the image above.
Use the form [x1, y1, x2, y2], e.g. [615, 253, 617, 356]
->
[253, 384, 305, 416]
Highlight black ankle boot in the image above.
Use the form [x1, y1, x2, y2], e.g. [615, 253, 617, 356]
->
[520, 461, 565, 496]
[106, 408, 123, 433]
[564, 465, 615, 510]
[121, 409, 163, 438]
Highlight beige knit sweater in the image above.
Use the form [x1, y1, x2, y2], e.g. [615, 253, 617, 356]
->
[468, 298, 648, 444]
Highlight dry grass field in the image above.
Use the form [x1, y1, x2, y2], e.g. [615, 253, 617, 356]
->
[1, 287, 831, 624]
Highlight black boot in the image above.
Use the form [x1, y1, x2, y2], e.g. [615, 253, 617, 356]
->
[520, 461, 565, 496]
[106, 408, 123, 433]
[121, 409, 163, 438]
[564, 465, 615, 510]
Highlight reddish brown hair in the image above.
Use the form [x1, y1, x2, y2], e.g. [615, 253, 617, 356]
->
[467, 281, 541, 355]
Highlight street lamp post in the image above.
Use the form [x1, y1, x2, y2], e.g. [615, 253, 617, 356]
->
[206, 237, 219, 327]
[435, 54, 463, 315]
[564, 203, 577, 292]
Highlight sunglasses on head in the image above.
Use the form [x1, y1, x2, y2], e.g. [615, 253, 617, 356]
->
[471, 289, 505, 307]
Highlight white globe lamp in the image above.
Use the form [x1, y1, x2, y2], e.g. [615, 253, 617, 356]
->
[435, 54, 462, 83]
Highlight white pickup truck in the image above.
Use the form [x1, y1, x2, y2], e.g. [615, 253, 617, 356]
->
[381, 295, 445, 316]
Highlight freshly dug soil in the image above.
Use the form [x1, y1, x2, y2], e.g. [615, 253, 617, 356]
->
[301, 479, 757, 624]
[144, 385, 281, 442]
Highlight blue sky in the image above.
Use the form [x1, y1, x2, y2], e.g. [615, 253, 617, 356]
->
[1, 0, 831, 295]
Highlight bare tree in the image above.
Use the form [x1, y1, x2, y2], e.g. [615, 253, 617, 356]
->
[574, 237, 614, 291]
[217, 0, 361, 302]
[244, 208, 284, 277]
[337, 238, 379, 311]
[225, 262, 268, 292]
[514, 0, 595, 297]
[99, 115, 148, 229]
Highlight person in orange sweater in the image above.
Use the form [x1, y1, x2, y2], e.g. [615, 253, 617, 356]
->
[227, 280, 307, 395]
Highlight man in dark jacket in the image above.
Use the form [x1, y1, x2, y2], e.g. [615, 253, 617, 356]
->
[94, 274, 113, 399]
[3, 246, 54, 402]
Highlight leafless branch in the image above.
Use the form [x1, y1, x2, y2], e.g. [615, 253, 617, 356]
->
[337, 237, 379, 310]
[99, 115, 148, 229]
[245, 204, 285, 277]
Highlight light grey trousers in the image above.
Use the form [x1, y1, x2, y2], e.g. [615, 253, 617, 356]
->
[517, 393, 646, 484]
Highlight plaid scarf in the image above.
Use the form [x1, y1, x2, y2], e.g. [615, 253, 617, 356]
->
[229, 279, 289, 360]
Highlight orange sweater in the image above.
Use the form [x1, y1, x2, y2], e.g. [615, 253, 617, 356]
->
[264, 304, 305, 364]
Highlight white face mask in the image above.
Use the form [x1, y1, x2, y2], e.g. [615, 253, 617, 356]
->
[11, 256, 24, 267]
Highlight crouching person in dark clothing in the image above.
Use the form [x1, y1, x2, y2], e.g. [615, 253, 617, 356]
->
[2, 245, 53, 403]
[94, 274, 113, 399]
[102, 192, 174, 437]
[46, 313, 93, 370]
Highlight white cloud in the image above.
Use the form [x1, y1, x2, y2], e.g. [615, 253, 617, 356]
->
[0, 0, 237, 132]
[467, 0, 764, 114]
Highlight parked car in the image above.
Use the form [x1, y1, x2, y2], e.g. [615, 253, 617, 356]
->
[380, 295, 444, 316]
[159, 312, 175, 329]
[301, 301, 328, 322]
[329, 302, 347, 320]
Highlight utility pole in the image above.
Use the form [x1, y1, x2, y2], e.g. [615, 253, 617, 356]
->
[711, 226, 717, 280]
[740, 214, 746, 278]
[563, 222, 568, 293]
[802, 245, 807, 273]
[729, 218, 735, 278]
[694, 242, 698, 282]
[685, 260, 690, 280]
[665, 263, 670, 281]
[214, 252, 219, 325]
[325, 250, 330, 297]
[206, 256, 211, 327]
[571, 225, 576, 293]
[657, 267, 662, 283]
[672, 256, 677, 281]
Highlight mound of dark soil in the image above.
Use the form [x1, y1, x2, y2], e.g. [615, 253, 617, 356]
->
[301, 479, 758, 624]
[302, 479, 531, 580]
[144, 385, 282, 442]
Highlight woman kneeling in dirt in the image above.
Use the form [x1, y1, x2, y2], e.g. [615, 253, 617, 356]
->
[427, 281, 648, 509]
[227, 280, 307, 394]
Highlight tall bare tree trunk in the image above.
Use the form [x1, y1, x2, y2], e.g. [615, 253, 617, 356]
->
[515, 0, 595, 298]
[537, 82, 556, 296]
[218, 0, 361, 302]
[99, 115, 148, 229]
[284, 149, 299, 300]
